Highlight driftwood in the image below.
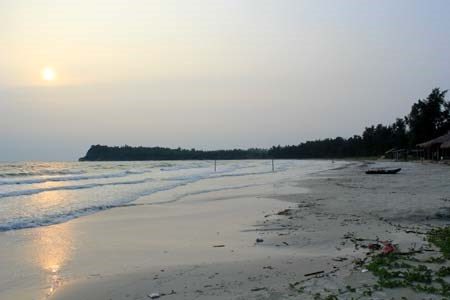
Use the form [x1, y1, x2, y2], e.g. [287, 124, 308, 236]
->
[304, 270, 325, 277]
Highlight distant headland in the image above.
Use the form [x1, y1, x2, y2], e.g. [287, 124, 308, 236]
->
[79, 88, 450, 161]
[79, 145, 269, 161]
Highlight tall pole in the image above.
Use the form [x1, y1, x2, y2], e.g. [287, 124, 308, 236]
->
[214, 160, 217, 172]
[272, 159, 274, 172]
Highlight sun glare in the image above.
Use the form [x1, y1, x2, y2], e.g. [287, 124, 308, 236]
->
[41, 67, 56, 81]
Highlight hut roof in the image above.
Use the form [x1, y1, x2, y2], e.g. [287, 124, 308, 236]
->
[417, 132, 450, 148]
[441, 140, 450, 149]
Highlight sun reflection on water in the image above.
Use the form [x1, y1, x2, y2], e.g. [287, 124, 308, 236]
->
[33, 223, 74, 298]
[28, 189, 75, 298]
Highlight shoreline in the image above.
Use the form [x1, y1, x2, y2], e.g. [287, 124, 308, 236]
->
[52, 161, 450, 300]
[1, 160, 449, 299]
[56, 161, 450, 299]
[1, 160, 340, 300]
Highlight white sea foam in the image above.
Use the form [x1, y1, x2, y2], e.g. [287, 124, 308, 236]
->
[0, 178, 154, 199]
[0, 169, 86, 177]
[0, 170, 146, 186]
[0, 160, 342, 231]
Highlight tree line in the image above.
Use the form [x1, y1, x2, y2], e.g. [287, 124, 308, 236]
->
[80, 88, 449, 161]
[79, 145, 269, 161]
[269, 88, 449, 158]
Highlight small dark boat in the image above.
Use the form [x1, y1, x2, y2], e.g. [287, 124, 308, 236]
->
[366, 168, 401, 175]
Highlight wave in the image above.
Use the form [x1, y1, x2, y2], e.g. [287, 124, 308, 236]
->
[0, 160, 306, 232]
[159, 164, 208, 172]
[0, 170, 146, 186]
[0, 178, 153, 199]
[153, 182, 266, 205]
[0, 169, 86, 177]
[125, 170, 146, 174]
[0, 180, 192, 231]
[0, 164, 268, 200]
[217, 170, 276, 178]
[0, 204, 119, 231]
[164, 167, 278, 182]
[0, 181, 265, 232]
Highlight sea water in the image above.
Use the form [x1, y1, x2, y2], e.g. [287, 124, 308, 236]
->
[0, 160, 341, 232]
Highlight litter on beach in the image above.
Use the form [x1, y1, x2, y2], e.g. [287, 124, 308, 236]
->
[365, 168, 402, 175]
[368, 243, 382, 250]
[382, 243, 396, 255]
[304, 270, 325, 277]
[251, 287, 267, 292]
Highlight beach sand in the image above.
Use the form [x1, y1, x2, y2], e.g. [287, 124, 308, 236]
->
[2, 161, 450, 299]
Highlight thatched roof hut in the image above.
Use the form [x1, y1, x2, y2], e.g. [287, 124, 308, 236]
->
[441, 140, 450, 149]
[417, 132, 450, 148]
[417, 131, 450, 160]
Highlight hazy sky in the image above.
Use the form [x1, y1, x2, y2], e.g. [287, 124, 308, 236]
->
[1, 0, 450, 161]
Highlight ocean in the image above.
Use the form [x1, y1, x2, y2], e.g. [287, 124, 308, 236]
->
[0, 160, 339, 232]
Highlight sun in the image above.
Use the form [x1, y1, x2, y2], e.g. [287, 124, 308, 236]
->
[41, 67, 56, 81]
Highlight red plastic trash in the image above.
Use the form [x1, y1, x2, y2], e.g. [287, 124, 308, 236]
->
[382, 243, 395, 255]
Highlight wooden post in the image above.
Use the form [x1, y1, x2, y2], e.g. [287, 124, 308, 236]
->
[272, 159, 274, 172]
[214, 160, 217, 172]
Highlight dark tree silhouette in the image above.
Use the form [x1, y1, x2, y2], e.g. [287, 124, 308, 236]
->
[406, 88, 449, 147]
[80, 88, 449, 161]
[80, 145, 269, 161]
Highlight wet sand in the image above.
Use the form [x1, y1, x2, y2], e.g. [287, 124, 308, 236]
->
[3, 160, 450, 299]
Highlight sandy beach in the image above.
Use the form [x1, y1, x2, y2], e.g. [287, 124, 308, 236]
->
[4, 1, 450, 299]
[2, 160, 450, 299]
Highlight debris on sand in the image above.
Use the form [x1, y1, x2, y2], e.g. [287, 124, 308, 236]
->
[332, 257, 348, 262]
[277, 209, 292, 216]
[382, 242, 395, 255]
[304, 270, 325, 277]
[251, 287, 267, 292]
[148, 293, 160, 299]
[368, 243, 382, 251]
[256, 238, 264, 243]
[213, 245, 225, 248]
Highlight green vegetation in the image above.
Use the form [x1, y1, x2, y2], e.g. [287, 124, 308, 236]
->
[365, 226, 450, 297]
[313, 293, 339, 300]
[290, 226, 450, 298]
[269, 88, 450, 158]
[79, 145, 269, 161]
[80, 88, 449, 161]
[428, 226, 450, 258]
[367, 255, 435, 290]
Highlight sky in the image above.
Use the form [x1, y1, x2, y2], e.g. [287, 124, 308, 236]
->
[1, 0, 450, 161]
